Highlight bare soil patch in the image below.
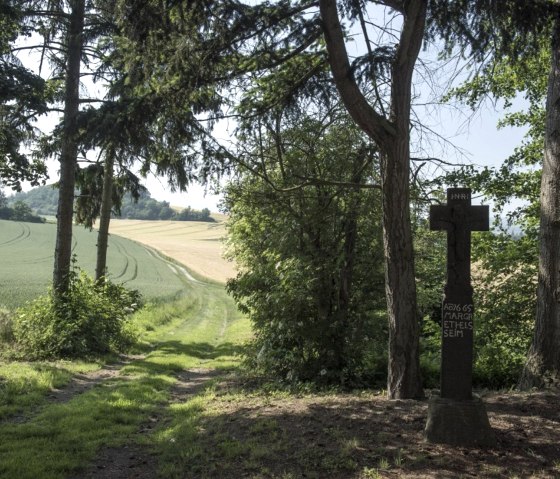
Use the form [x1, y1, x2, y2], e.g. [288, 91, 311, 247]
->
[182, 383, 560, 478]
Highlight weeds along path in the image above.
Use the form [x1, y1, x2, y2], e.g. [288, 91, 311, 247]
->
[0, 275, 250, 479]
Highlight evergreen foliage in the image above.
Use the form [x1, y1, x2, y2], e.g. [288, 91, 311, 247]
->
[0, 0, 49, 190]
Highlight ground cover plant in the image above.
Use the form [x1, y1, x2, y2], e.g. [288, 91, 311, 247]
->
[0, 219, 187, 309]
[14, 269, 140, 359]
[1, 222, 558, 479]
[0, 360, 102, 420]
[150, 381, 560, 479]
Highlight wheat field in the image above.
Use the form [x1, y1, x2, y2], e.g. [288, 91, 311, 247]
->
[107, 218, 236, 284]
[0, 219, 188, 308]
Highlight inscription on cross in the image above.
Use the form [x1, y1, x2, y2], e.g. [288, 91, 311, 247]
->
[430, 188, 489, 400]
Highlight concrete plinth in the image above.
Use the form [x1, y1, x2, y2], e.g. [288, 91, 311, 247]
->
[424, 395, 496, 447]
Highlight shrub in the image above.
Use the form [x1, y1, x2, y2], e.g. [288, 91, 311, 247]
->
[224, 114, 387, 388]
[14, 270, 141, 359]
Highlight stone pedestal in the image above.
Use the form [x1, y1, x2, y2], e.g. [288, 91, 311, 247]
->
[424, 395, 496, 447]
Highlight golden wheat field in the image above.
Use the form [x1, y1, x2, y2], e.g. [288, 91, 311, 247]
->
[106, 217, 236, 284]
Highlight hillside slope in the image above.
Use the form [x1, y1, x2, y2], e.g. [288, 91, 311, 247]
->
[0, 220, 187, 308]
[107, 219, 236, 284]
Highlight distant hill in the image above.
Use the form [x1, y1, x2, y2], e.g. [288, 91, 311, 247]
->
[9, 185, 59, 216]
[8, 185, 215, 222]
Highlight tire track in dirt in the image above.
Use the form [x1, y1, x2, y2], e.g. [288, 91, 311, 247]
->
[69, 368, 223, 479]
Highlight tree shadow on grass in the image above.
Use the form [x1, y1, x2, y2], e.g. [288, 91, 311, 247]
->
[0, 363, 77, 421]
[122, 340, 248, 377]
[156, 340, 248, 360]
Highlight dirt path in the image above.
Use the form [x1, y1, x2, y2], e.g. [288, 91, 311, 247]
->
[69, 368, 222, 479]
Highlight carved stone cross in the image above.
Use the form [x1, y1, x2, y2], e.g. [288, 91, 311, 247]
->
[430, 188, 489, 400]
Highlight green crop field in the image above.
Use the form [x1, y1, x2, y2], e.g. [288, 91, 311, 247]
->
[0, 219, 189, 309]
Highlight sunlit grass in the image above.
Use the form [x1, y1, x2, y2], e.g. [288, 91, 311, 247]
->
[0, 278, 250, 478]
[0, 219, 187, 309]
[0, 374, 171, 479]
[0, 360, 101, 420]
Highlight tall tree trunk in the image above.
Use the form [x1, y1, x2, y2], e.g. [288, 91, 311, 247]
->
[319, 0, 426, 398]
[381, 141, 423, 398]
[52, 0, 85, 294]
[95, 153, 114, 282]
[519, 15, 560, 389]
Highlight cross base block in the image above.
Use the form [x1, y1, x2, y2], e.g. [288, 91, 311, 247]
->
[424, 395, 496, 447]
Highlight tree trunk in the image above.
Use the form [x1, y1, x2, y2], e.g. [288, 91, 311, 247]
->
[519, 15, 560, 389]
[95, 153, 114, 282]
[319, 0, 426, 398]
[52, 0, 85, 294]
[381, 140, 423, 398]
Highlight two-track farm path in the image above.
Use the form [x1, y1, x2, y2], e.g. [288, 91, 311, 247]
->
[0, 219, 248, 479]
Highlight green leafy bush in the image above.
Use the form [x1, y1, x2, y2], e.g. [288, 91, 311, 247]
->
[225, 113, 387, 388]
[14, 270, 141, 359]
[471, 232, 536, 387]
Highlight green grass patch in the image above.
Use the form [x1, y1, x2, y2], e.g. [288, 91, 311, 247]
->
[0, 219, 187, 309]
[0, 373, 172, 479]
[145, 375, 388, 479]
[0, 360, 101, 420]
[0, 279, 250, 478]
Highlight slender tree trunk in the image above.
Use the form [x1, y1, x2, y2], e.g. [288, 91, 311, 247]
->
[319, 0, 426, 398]
[53, 0, 85, 294]
[519, 15, 560, 389]
[95, 153, 114, 282]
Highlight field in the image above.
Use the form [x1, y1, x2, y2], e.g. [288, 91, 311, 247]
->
[0, 219, 188, 309]
[105, 218, 236, 284]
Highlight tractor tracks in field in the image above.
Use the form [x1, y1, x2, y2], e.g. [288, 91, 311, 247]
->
[2, 357, 225, 478]
[111, 238, 139, 283]
[0, 222, 31, 247]
[0, 355, 145, 426]
[144, 244, 206, 285]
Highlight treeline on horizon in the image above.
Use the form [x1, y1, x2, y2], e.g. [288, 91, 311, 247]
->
[7, 185, 215, 223]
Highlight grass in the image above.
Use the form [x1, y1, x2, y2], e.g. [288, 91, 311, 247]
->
[0, 219, 188, 309]
[0, 277, 250, 479]
[0, 360, 102, 420]
[145, 374, 386, 478]
[2, 274, 560, 478]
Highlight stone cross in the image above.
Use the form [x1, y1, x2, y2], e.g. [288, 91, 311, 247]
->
[430, 188, 489, 400]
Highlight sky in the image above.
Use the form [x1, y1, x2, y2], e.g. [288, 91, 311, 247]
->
[147, 104, 528, 211]
[4, 10, 531, 214]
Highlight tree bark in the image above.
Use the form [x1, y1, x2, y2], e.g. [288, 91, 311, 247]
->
[319, 0, 426, 398]
[52, 0, 85, 294]
[95, 153, 114, 282]
[519, 15, 560, 389]
[381, 141, 423, 399]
